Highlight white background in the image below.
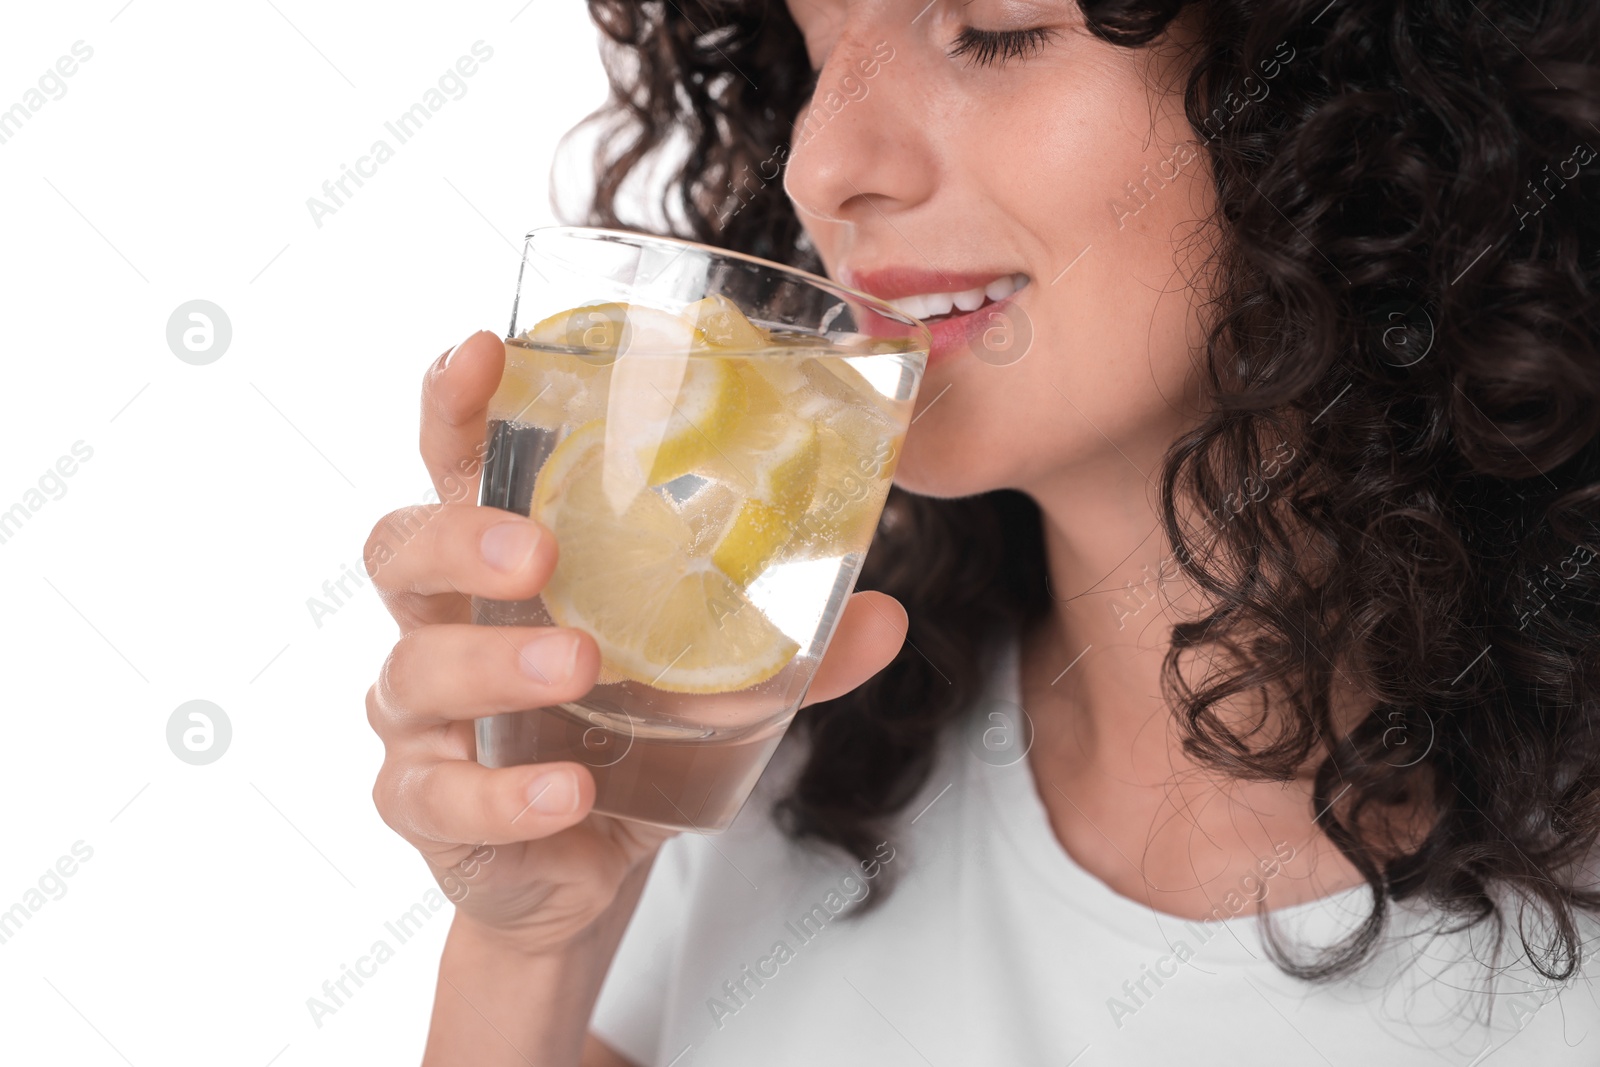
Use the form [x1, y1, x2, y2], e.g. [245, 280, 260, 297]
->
[0, 2, 610, 1063]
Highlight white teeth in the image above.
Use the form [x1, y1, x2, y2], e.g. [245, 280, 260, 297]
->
[986, 273, 1026, 302]
[888, 294, 922, 319]
[951, 287, 986, 312]
[886, 273, 1030, 322]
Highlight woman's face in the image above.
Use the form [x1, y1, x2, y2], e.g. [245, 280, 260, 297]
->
[781, 0, 1216, 500]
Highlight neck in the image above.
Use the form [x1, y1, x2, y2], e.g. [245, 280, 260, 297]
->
[1022, 454, 1194, 780]
[1015, 448, 1368, 919]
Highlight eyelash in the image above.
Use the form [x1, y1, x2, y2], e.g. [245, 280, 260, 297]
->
[947, 26, 1059, 67]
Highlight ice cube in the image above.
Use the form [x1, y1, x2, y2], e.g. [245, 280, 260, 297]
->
[683, 294, 769, 350]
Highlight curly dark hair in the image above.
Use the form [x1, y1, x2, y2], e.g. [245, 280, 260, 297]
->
[570, 0, 1600, 982]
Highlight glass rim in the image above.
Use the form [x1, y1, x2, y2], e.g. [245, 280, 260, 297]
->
[521, 224, 931, 348]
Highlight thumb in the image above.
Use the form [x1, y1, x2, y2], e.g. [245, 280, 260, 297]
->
[802, 590, 908, 706]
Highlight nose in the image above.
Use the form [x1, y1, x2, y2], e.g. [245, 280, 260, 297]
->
[781, 26, 937, 228]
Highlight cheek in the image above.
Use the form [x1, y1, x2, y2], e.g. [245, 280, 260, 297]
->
[842, 50, 1214, 498]
[996, 82, 1210, 472]
[894, 231, 1210, 500]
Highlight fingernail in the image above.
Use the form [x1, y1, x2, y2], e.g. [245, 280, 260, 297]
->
[442, 337, 469, 370]
[482, 521, 540, 572]
[526, 769, 578, 815]
[519, 632, 580, 684]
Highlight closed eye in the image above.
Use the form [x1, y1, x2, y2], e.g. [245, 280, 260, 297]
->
[947, 26, 1060, 67]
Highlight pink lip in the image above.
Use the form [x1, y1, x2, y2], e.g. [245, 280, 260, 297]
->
[842, 266, 1016, 301]
[841, 265, 1026, 367]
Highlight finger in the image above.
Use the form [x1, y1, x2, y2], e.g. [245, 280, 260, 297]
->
[374, 756, 596, 848]
[420, 330, 505, 504]
[365, 504, 557, 611]
[370, 624, 601, 733]
[802, 590, 908, 706]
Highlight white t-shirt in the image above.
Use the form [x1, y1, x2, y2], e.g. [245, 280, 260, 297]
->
[590, 634, 1600, 1065]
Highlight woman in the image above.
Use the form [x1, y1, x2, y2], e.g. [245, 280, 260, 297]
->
[363, 0, 1600, 1062]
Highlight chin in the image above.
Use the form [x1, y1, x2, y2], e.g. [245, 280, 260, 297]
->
[887, 424, 1011, 501]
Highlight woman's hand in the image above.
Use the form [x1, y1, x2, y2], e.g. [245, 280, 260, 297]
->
[364, 330, 909, 958]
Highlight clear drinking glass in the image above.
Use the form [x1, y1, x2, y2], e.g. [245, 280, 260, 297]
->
[473, 227, 928, 832]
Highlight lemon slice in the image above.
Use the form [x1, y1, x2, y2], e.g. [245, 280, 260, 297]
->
[493, 303, 704, 428]
[717, 355, 904, 561]
[632, 291, 776, 485]
[798, 424, 901, 557]
[532, 420, 801, 694]
[631, 356, 748, 487]
[710, 418, 820, 585]
[527, 302, 704, 360]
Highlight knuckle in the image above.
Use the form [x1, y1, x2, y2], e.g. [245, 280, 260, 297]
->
[362, 518, 392, 583]
[364, 508, 422, 587]
[370, 761, 402, 830]
[364, 683, 385, 735]
[396, 761, 444, 841]
[398, 505, 444, 559]
[375, 758, 434, 841]
[377, 630, 428, 726]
